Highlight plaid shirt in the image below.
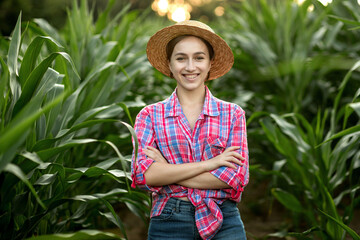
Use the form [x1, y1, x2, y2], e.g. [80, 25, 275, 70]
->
[131, 86, 249, 239]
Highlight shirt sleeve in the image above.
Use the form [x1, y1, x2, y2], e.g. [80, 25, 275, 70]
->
[131, 107, 162, 192]
[209, 107, 249, 199]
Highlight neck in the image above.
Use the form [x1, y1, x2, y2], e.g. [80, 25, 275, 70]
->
[176, 86, 206, 107]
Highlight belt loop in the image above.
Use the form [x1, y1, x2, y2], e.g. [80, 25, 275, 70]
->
[175, 198, 180, 213]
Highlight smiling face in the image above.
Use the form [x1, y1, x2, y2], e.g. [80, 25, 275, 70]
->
[168, 36, 212, 93]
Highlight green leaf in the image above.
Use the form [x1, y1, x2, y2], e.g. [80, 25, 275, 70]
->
[95, 158, 120, 170]
[36, 139, 97, 161]
[56, 119, 118, 139]
[271, 188, 303, 212]
[102, 140, 130, 189]
[94, 0, 115, 33]
[7, 13, 21, 77]
[332, 60, 360, 129]
[33, 18, 63, 45]
[0, 90, 67, 171]
[72, 104, 120, 125]
[34, 173, 57, 185]
[117, 103, 133, 126]
[288, 227, 320, 239]
[99, 198, 127, 239]
[320, 125, 360, 145]
[44, 83, 65, 136]
[25, 229, 123, 240]
[12, 52, 75, 117]
[349, 102, 360, 118]
[119, 121, 138, 165]
[270, 114, 310, 153]
[0, 56, 10, 129]
[72, 188, 128, 202]
[318, 209, 360, 240]
[4, 163, 46, 209]
[19, 36, 63, 86]
[329, 15, 360, 27]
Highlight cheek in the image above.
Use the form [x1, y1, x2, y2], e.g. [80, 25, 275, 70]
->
[168, 62, 173, 73]
[169, 62, 178, 72]
[203, 62, 211, 73]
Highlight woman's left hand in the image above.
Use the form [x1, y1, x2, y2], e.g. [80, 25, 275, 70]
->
[144, 146, 168, 163]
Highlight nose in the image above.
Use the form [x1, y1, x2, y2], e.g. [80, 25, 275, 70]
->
[185, 59, 196, 72]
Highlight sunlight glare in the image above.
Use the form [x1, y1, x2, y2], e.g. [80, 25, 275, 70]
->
[158, 0, 169, 11]
[157, 0, 169, 16]
[171, 6, 190, 22]
[294, 0, 305, 4]
[317, 0, 332, 6]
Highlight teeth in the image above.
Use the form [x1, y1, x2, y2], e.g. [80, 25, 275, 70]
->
[184, 74, 198, 80]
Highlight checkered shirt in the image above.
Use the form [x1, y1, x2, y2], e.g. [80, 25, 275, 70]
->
[131, 86, 249, 239]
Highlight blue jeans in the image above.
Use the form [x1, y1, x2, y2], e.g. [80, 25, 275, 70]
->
[148, 198, 246, 240]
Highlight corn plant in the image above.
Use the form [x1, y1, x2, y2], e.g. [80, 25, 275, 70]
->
[215, 0, 359, 115]
[206, 0, 360, 238]
[250, 59, 360, 239]
[0, 0, 156, 238]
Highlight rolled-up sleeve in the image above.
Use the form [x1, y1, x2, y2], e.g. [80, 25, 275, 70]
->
[210, 108, 249, 199]
[131, 107, 162, 192]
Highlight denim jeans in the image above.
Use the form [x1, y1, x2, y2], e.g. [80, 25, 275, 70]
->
[148, 198, 246, 240]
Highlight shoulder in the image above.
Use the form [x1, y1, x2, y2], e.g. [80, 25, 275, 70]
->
[136, 99, 167, 118]
[213, 96, 245, 117]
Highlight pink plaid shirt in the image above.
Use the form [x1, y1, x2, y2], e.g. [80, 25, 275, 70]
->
[131, 86, 249, 239]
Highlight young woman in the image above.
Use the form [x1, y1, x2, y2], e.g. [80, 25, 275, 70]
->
[131, 20, 249, 240]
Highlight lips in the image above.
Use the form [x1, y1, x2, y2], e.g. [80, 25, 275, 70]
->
[183, 74, 199, 81]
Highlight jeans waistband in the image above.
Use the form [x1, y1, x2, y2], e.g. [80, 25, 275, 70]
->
[165, 197, 236, 213]
[166, 198, 195, 213]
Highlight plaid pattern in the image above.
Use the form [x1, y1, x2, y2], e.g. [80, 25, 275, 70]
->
[131, 86, 249, 239]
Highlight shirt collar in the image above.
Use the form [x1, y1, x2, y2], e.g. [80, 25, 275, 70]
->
[164, 86, 220, 118]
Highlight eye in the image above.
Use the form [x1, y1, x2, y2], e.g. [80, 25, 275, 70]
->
[176, 57, 185, 61]
[195, 55, 205, 61]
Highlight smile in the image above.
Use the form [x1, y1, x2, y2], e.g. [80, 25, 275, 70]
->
[183, 74, 199, 80]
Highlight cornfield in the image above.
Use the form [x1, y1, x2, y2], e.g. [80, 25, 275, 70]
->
[0, 0, 359, 239]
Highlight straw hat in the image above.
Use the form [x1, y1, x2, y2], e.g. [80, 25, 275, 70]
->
[146, 20, 234, 80]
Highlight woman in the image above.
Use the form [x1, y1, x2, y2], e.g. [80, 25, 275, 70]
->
[131, 20, 249, 240]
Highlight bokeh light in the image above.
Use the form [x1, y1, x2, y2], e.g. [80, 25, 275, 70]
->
[214, 6, 225, 17]
[151, 0, 359, 22]
[152, 0, 213, 22]
[318, 0, 332, 5]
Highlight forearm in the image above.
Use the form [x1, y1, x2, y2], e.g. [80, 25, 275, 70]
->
[144, 161, 208, 186]
[177, 172, 231, 189]
[143, 145, 243, 188]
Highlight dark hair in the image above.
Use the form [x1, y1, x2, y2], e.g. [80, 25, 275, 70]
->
[166, 35, 214, 61]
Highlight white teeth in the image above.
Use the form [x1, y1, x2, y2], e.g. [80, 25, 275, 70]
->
[184, 74, 198, 80]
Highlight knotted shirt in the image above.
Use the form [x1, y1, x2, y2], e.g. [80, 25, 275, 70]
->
[131, 86, 249, 239]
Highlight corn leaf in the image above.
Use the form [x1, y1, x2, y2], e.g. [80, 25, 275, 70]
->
[12, 52, 75, 117]
[19, 36, 63, 85]
[4, 163, 46, 209]
[25, 230, 123, 240]
[318, 209, 360, 240]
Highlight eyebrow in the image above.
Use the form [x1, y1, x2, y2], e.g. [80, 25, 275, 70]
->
[174, 51, 207, 56]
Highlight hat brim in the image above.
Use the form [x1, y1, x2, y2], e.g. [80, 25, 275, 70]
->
[146, 24, 234, 80]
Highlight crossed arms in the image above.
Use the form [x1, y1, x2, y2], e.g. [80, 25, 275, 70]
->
[144, 146, 244, 189]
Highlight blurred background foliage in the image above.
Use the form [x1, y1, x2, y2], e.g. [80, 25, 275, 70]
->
[0, 0, 359, 239]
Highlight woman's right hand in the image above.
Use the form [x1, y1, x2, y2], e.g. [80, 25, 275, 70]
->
[203, 146, 244, 171]
[143, 146, 168, 164]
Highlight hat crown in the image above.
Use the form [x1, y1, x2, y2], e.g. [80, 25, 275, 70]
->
[175, 20, 215, 33]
